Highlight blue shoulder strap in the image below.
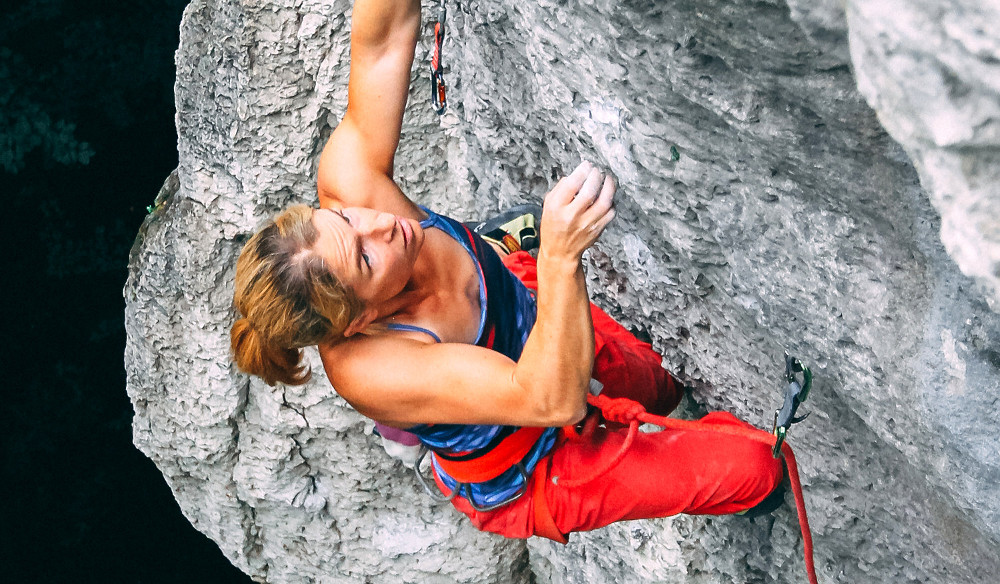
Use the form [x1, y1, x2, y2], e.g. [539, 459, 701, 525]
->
[412, 206, 487, 343]
[384, 323, 442, 343]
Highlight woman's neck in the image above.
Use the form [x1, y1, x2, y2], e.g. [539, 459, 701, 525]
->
[372, 229, 464, 323]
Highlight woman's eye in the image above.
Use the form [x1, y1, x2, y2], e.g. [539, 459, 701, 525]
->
[340, 212, 351, 224]
[361, 252, 371, 268]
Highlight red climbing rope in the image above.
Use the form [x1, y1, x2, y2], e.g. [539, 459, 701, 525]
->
[564, 393, 818, 584]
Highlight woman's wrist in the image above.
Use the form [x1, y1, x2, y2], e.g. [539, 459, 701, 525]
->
[537, 248, 583, 276]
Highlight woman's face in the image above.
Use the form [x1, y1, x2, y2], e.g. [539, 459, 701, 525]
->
[310, 207, 424, 306]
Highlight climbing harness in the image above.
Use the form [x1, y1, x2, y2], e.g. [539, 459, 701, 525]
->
[772, 353, 813, 457]
[430, 0, 448, 114]
[413, 426, 545, 512]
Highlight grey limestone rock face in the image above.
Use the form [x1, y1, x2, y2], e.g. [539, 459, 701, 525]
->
[847, 0, 1000, 310]
[125, 1, 1000, 582]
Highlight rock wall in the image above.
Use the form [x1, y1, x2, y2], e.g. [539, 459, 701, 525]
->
[847, 0, 1000, 309]
[125, 1, 1000, 582]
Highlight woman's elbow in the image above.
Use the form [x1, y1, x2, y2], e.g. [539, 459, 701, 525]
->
[512, 371, 588, 426]
[537, 395, 588, 427]
[559, 401, 589, 427]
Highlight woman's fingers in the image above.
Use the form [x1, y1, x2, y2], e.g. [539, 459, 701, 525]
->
[547, 161, 592, 207]
[587, 175, 616, 216]
[585, 178, 616, 230]
[590, 206, 616, 234]
[540, 160, 617, 257]
[568, 167, 606, 210]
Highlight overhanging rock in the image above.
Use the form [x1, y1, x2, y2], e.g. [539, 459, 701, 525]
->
[126, 1, 1000, 582]
[847, 0, 1000, 310]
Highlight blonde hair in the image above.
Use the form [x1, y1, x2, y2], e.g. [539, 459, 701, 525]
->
[231, 204, 363, 385]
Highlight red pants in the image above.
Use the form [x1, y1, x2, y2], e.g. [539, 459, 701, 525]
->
[445, 252, 784, 540]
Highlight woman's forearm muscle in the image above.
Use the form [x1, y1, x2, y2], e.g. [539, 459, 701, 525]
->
[513, 254, 593, 425]
[346, 0, 421, 136]
[350, 0, 421, 51]
[511, 162, 617, 425]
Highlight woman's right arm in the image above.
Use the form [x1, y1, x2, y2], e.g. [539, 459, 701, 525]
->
[324, 163, 617, 427]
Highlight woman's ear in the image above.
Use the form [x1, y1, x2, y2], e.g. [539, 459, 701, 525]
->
[343, 307, 378, 337]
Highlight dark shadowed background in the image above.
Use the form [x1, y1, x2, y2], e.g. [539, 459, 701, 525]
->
[2, 1, 250, 581]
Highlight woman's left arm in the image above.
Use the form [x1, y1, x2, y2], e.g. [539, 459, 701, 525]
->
[317, 0, 423, 217]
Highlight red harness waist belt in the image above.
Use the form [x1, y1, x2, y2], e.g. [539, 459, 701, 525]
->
[433, 426, 546, 483]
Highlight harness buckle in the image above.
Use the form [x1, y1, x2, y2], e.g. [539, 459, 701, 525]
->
[772, 353, 812, 457]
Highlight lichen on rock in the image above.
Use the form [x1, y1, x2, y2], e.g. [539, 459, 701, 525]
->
[126, 1, 1000, 582]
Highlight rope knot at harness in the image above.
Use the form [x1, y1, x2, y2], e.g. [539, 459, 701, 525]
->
[595, 395, 646, 425]
[554, 394, 643, 489]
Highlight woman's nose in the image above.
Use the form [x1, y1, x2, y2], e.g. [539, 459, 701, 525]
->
[365, 212, 396, 240]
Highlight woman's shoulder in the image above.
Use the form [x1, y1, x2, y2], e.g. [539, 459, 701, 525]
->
[319, 328, 429, 360]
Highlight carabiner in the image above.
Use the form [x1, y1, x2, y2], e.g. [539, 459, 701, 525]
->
[413, 447, 526, 511]
[430, 0, 447, 114]
[413, 447, 459, 502]
[772, 353, 812, 457]
[464, 463, 529, 512]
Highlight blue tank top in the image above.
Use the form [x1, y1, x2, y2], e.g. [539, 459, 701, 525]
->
[390, 208, 557, 508]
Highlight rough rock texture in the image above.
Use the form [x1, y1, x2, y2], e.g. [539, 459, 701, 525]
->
[125, 1, 1000, 583]
[847, 0, 1000, 310]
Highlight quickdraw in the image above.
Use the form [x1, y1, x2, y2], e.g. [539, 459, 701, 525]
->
[430, 0, 448, 114]
[772, 353, 812, 457]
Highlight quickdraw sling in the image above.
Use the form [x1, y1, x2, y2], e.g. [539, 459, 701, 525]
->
[429, 0, 448, 114]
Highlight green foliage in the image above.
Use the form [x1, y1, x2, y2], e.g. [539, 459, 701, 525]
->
[38, 200, 134, 278]
[0, 0, 189, 174]
[0, 48, 94, 172]
[2, 1, 255, 581]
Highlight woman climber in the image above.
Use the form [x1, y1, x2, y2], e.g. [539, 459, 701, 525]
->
[230, 0, 785, 542]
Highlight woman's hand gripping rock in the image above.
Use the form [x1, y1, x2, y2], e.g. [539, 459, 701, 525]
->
[539, 161, 617, 265]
